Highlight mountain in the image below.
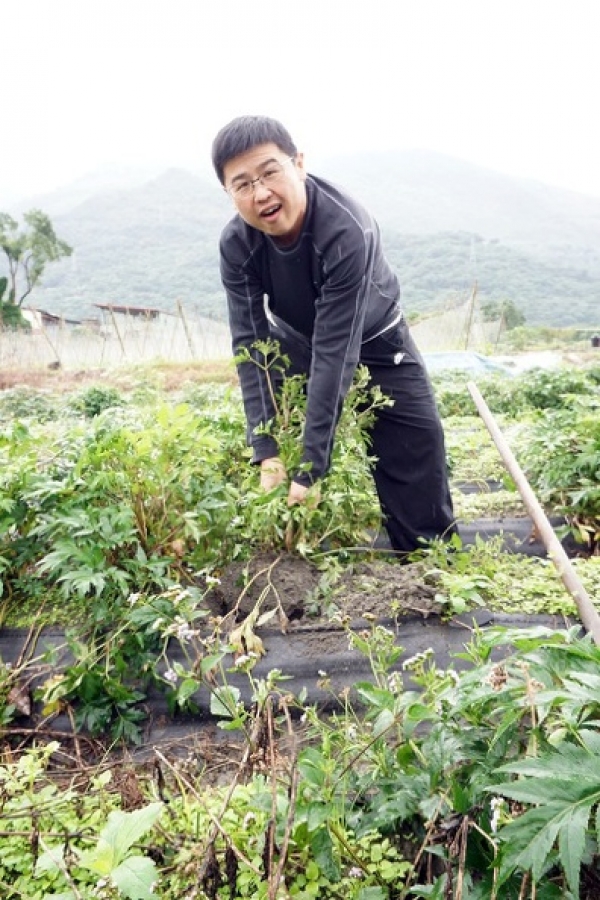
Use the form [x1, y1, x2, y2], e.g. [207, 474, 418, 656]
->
[5, 151, 600, 327]
[27, 168, 233, 323]
[316, 149, 600, 250]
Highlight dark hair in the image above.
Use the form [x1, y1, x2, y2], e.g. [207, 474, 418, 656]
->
[211, 115, 298, 184]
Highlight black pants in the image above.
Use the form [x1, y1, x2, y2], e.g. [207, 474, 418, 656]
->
[272, 317, 457, 553]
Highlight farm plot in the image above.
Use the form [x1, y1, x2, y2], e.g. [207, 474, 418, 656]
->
[0, 360, 599, 898]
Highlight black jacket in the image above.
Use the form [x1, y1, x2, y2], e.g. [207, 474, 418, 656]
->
[219, 174, 402, 483]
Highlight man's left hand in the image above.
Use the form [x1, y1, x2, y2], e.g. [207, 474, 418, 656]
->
[287, 480, 321, 508]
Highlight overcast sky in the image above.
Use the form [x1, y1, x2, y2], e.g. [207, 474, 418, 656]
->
[3, 0, 600, 203]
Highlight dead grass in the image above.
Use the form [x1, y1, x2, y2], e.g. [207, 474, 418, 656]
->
[0, 359, 238, 395]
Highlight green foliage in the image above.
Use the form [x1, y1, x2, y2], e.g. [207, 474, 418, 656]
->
[38, 802, 164, 900]
[0, 300, 30, 327]
[153, 611, 600, 896]
[517, 395, 600, 547]
[0, 386, 60, 422]
[230, 341, 384, 557]
[0, 741, 161, 899]
[0, 208, 73, 309]
[481, 297, 526, 329]
[385, 229, 600, 327]
[491, 733, 600, 897]
[67, 384, 126, 418]
[432, 364, 600, 419]
[0, 742, 114, 897]
[4, 626, 600, 897]
[422, 532, 599, 618]
[3, 354, 600, 898]
[0, 401, 237, 613]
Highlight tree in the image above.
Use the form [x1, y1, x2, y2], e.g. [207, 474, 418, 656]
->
[0, 209, 73, 308]
[481, 297, 526, 330]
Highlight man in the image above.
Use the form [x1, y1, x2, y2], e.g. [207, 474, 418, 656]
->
[212, 115, 456, 553]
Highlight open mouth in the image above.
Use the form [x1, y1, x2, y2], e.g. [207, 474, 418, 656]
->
[260, 203, 282, 221]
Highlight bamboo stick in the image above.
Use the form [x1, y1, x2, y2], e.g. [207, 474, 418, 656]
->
[467, 380, 600, 646]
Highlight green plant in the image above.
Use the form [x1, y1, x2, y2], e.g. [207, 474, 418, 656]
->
[0, 401, 238, 616]
[5, 623, 600, 898]
[419, 532, 599, 619]
[0, 743, 113, 898]
[490, 732, 600, 897]
[432, 365, 600, 419]
[37, 801, 164, 900]
[517, 395, 600, 548]
[230, 341, 385, 557]
[36, 581, 216, 743]
[0, 208, 72, 308]
[0, 386, 60, 421]
[0, 739, 163, 900]
[68, 384, 126, 418]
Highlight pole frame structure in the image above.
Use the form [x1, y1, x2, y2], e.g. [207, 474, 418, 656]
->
[467, 381, 600, 646]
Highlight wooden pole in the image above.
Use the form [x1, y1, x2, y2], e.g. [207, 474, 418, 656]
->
[467, 380, 600, 646]
[463, 281, 478, 351]
[177, 298, 196, 360]
[108, 306, 126, 359]
[40, 321, 62, 368]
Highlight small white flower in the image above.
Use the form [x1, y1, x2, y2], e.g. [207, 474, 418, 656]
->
[164, 668, 178, 685]
[402, 648, 434, 670]
[387, 672, 403, 692]
[234, 654, 251, 667]
[348, 866, 364, 878]
[234, 652, 258, 668]
[127, 592, 141, 606]
[176, 622, 195, 641]
[318, 669, 327, 678]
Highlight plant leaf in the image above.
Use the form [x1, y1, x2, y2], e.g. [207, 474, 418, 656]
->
[558, 804, 589, 896]
[111, 855, 159, 900]
[79, 803, 163, 871]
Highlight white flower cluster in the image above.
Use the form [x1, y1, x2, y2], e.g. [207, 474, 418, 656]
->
[401, 648, 434, 671]
[163, 615, 197, 641]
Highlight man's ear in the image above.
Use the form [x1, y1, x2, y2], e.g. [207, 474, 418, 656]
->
[294, 152, 307, 180]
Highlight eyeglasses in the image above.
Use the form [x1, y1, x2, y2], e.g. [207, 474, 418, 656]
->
[227, 157, 295, 199]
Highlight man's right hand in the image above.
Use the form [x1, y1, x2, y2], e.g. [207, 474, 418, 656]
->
[260, 456, 287, 491]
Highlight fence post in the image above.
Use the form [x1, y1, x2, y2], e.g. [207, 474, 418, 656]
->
[108, 306, 127, 360]
[177, 299, 197, 360]
[40, 322, 62, 368]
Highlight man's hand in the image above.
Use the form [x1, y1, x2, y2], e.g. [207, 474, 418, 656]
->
[260, 456, 287, 491]
[287, 480, 321, 508]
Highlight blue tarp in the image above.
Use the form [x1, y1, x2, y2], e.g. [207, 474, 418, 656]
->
[423, 351, 514, 375]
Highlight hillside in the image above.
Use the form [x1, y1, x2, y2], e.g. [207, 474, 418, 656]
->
[316, 149, 600, 250]
[5, 151, 600, 327]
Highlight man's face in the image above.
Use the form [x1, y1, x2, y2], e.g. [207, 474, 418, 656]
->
[223, 142, 307, 245]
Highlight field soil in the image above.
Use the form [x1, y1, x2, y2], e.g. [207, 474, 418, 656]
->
[206, 551, 447, 630]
